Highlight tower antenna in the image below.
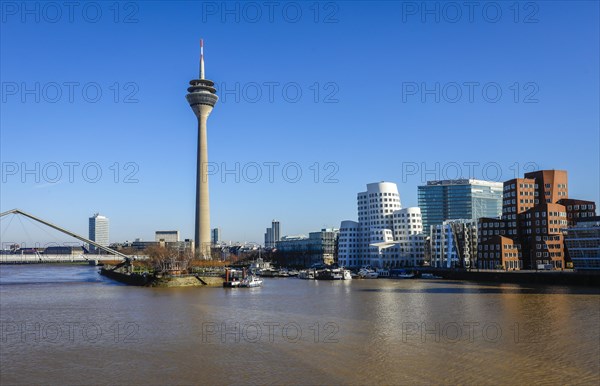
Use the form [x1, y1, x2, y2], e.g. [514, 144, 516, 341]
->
[200, 39, 205, 79]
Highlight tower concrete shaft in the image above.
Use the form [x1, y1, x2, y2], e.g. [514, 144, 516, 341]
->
[195, 108, 211, 258]
[186, 40, 218, 258]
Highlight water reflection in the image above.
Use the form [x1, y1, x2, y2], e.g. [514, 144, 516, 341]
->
[0, 265, 598, 385]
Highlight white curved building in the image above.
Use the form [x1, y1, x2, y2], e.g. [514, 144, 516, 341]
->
[338, 182, 425, 268]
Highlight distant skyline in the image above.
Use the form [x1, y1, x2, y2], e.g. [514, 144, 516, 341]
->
[1, 1, 599, 245]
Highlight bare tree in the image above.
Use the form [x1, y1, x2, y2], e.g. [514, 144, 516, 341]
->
[145, 245, 192, 275]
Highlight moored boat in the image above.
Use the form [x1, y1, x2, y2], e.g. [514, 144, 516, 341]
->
[259, 268, 278, 277]
[239, 275, 263, 288]
[343, 269, 353, 280]
[298, 269, 315, 280]
[358, 267, 379, 279]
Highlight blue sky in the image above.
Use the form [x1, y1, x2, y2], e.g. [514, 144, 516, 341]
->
[1, 1, 599, 246]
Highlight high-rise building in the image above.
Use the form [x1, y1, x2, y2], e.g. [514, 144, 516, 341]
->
[89, 213, 109, 253]
[264, 220, 281, 249]
[264, 228, 274, 248]
[338, 182, 425, 268]
[272, 220, 280, 244]
[211, 228, 221, 245]
[418, 179, 503, 233]
[186, 39, 218, 258]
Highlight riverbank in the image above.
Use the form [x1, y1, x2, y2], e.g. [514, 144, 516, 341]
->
[99, 267, 224, 287]
[420, 268, 600, 287]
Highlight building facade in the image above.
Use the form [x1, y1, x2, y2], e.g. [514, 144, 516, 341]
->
[478, 170, 596, 270]
[430, 219, 478, 268]
[564, 216, 600, 271]
[155, 231, 180, 243]
[275, 229, 339, 267]
[338, 182, 426, 269]
[88, 213, 109, 253]
[418, 179, 503, 233]
[557, 199, 597, 226]
[211, 228, 221, 245]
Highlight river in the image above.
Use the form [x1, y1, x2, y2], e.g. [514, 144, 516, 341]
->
[1, 264, 598, 385]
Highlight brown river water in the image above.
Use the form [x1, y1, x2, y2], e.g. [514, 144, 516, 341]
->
[1, 264, 598, 385]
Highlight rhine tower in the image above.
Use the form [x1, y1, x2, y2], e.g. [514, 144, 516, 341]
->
[186, 40, 218, 258]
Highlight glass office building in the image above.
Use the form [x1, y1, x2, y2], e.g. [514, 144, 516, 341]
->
[564, 216, 600, 270]
[418, 179, 503, 233]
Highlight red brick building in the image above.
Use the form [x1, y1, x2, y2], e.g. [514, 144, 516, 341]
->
[477, 170, 595, 270]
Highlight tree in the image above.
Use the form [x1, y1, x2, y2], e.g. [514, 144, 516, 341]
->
[145, 245, 192, 274]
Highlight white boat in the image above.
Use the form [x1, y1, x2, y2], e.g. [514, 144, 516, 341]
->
[398, 273, 415, 279]
[278, 269, 290, 277]
[259, 268, 278, 277]
[223, 278, 242, 288]
[330, 268, 344, 280]
[239, 275, 263, 288]
[358, 268, 379, 279]
[343, 269, 352, 280]
[298, 269, 315, 280]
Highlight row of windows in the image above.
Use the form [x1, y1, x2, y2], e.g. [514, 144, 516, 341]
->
[480, 230, 505, 236]
[554, 183, 567, 189]
[518, 183, 535, 189]
[366, 192, 399, 198]
[535, 243, 561, 249]
[481, 222, 502, 228]
[569, 212, 596, 218]
[505, 183, 537, 191]
[568, 204, 594, 210]
[537, 235, 561, 241]
[478, 252, 521, 258]
[369, 197, 400, 203]
[535, 252, 563, 258]
[505, 190, 536, 198]
[523, 227, 565, 235]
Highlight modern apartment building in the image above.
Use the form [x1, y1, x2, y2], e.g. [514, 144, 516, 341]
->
[430, 219, 477, 268]
[338, 182, 425, 268]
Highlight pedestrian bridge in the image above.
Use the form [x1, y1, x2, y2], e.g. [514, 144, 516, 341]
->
[0, 209, 134, 263]
[0, 254, 147, 264]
